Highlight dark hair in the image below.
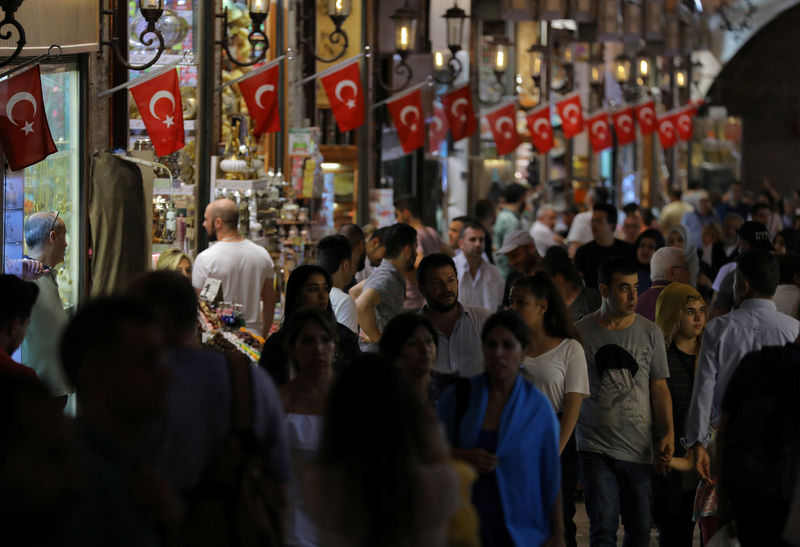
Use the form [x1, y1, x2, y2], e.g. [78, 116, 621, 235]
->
[316, 234, 352, 275]
[283, 307, 339, 369]
[0, 274, 39, 328]
[669, 188, 683, 201]
[127, 271, 198, 334]
[60, 297, 156, 393]
[736, 250, 779, 297]
[338, 223, 365, 251]
[539, 245, 582, 288]
[777, 253, 800, 285]
[640, 207, 656, 227]
[633, 229, 666, 267]
[758, 190, 775, 209]
[751, 202, 771, 216]
[474, 199, 496, 222]
[393, 195, 420, 218]
[369, 226, 389, 246]
[623, 202, 640, 215]
[379, 313, 438, 356]
[502, 183, 527, 204]
[775, 229, 800, 254]
[591, 186, 610, 204]
[317, 353, 441, 546]
[458, 220, 483, 239]
[416, 253, 456, 285]
[481, 310, 531, 349]
[598, 257, 638, 287]
[512, 272, 581, 342]
[452, 215, 473, 225]
[384, 223, 417, 259]
[284, 265, 332, 324]
[593, 202, 619, 228]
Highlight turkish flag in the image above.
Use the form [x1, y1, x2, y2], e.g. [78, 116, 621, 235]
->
[442, 84, 477, 141]
[238, 63, 280, 135]
[675, 107, 694, 141]
[657, 112, 678, 149]
[320, 60, 364, 132]
[429, 102, 448, 154]
[129, 69, 185, 157]
[555, 92, 584, 139]
[387, 88, 425, 154]
[485, 102, 521, 156]
[611, 107, 636, 146]
[586, 111, 612, 153]
[526, 104, 554, 153]
[0, 65, 58, 171]
[633, 100, 657, 135]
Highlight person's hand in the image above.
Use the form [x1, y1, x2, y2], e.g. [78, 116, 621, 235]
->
[358, 329, 375, 344]
[460, 448, 499, 474]
[693, 444, 715, 484]
[654, 434, 674, 476]
[6, 258, 48, 280]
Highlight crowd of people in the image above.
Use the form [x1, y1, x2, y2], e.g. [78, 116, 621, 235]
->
[3, 182, 800, 547]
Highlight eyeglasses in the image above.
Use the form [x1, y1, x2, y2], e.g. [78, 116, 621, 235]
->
[50, 211, 60, 234]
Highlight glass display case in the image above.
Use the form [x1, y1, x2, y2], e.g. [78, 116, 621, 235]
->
[3, 62, 81, 310]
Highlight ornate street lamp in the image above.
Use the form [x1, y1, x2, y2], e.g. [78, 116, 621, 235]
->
[101, 0, 166, 71]
[297, 0, 351, 64]
[217, 0, 270, 67]
[377, 0, 419, 92]
[434, 1, 467, 84]
[0, 0, 27, 69]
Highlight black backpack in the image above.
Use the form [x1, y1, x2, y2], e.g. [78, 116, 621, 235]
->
[722, 344, 800, 506]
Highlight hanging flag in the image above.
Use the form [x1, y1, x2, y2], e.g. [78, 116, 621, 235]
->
[320, 59, 364, 132]
[386, 88, 425, 154]
[429, 102, 448, 154]
[555, 92, 584, 139]
[657, 112, 678, 149]
[485, 102, 521, 156]
[633, 100, 657, 135]
[611, 106, 636, 146]
[675, 106, 694, 141]
[442, 84, 477, 141]
[586, 110, 612, 153]
[0, 65, 58, 171]
[129, 69, 185, 157]
[526, 104, 554, 153]
[238, 63, 280, 135]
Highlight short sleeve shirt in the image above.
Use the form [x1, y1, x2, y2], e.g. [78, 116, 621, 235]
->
[521, 338, 590, 413]
[575, 314, 670, 463]
[363, 260, 406, 334]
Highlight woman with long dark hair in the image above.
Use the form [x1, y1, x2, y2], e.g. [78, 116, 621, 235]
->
[437, 311, 563, 546]
[379, 313, 438, 404]
[259, 264, 359, 385]
[306, 354, 459, 546]
[633, 229, 665, 293]
[509, 272, 587, 547]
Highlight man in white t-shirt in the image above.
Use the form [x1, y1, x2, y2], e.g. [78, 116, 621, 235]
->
[530, 205, 563, 256]
[454, 221, 503, 312]
[316, 234, 358, 333]
[567, 186, 609, 258]
[192, 199, 277, 336]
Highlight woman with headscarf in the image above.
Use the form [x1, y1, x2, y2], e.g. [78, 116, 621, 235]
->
[666, 225, 701, 289]
[653, 283, 709, 547]
[633, 229, 665, 293]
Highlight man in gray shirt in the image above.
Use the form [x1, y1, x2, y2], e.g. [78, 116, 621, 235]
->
[356, 223, 417, 350]
[575, 257, 674, 547]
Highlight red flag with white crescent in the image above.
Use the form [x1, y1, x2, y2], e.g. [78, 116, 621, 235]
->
[442, 84, 477, 141]
[320, 59, 365, 132]
[611, 106, 636, 146]
[675, 106, 694, 142]
[0, 65, 58, 170]
[526, 104, 554, 153]
[657, 112, 678, 149]
[386, 88, 425, 154]
[485, 102, 521, 156]
[555, 92, 584, 139]
[129, 69, 185, 156]
[429, 102, 448, 154]
[633, 100, 657, 135]
[586, 110, 612, 153]
[238, 63, 280, 135]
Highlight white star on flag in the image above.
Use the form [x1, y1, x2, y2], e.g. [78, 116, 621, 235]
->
[163, 115, 174, 128]
[22, 121, 34, 135]
[346, 99, 355, 109]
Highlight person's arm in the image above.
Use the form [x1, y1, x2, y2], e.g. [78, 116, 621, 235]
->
[559, 393, 584, 454]
[348, 278, 366, 299]
[355, 287, 382, 342]
[261, 277, 277, 335]
[683, 334, 719, 483]
[650, 378, 675, 476]
[567, 241, 581, 259]
[543, 489, 566, 547]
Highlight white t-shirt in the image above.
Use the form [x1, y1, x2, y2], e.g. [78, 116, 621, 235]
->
[192, 239, 274, 335]
[567, 210, 593, 246]
[530, 220, 560, 256]
[330, 287, 358, 332]
[520, 338, 589, 413]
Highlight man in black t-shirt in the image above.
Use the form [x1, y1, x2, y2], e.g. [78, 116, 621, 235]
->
[574, 203, 634, 290]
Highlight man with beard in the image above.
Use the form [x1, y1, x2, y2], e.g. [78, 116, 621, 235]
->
[193, 199, 276, 335]
[418, 253, 491, 378]
[339, 223, 366, 290]
[454, 221, 504, 312]
[356, 223, 418, 350]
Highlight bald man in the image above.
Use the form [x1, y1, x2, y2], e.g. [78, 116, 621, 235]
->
[192, 199, 277, 335]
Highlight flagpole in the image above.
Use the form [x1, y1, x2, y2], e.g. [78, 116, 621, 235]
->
[97, 50, 195, 98]
[0, 45, 62, 81]
[215, 55, 286, 92]
[371, 77, 433, 110]
[297, 53, 364, 86]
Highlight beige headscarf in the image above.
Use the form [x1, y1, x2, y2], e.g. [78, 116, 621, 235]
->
[655, 282, 705, 347]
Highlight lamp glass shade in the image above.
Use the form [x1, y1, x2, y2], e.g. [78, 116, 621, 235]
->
[675, 69, 687, 88]
[614, 57, 631, 82]
[530, 50, 544, 78]
[591, 62, 604, 84]
[637, 56, 649, 78]
[140, 0, 163, 9]
[444, 4, 467, 50]
[493, 41, 509, 73]
[434, 49, 451, 71]
[394, 15, 417, 52]
[249, 0, 269, 14]
[328, 0, 350, 17]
